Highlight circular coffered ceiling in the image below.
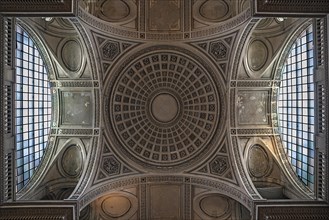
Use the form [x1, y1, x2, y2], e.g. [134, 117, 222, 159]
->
[105, 46, 225, 170]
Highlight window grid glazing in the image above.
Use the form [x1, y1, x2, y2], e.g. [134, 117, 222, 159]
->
[15, 25, 51, 191]
[278, 25, 315, 189]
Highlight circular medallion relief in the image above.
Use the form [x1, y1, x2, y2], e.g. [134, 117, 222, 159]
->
[97, 0, 136, 23]
[248, 144, 271, 178]
[101, 196, 131, 217]
[101, 0, 130, 21]
[200, 195, 230, 218]
[247, 40, 268, 72]
[61, 40, 82, 72]
[61, 145, 83, 177]
[106, 47, 223, 169]
[200, 0, 229, 21]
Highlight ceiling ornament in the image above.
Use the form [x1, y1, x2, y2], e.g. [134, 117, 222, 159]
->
[105, 46, 225, 170]
[93, 142, 139, 184]
[193, 0, 232, 24]
[190, 142, 237, 184]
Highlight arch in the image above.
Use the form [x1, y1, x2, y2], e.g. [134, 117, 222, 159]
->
[276, 24, 315, 190]
[78, 175, 253, 212]
[14, 22, 53, 192]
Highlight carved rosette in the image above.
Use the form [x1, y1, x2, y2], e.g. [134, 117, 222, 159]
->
[105, 46, 225, 170]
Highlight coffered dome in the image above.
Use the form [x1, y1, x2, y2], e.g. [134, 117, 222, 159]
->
[104, 46, 225, 170]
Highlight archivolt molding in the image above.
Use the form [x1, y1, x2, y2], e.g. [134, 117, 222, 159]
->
[69, 136, 100, 200]
[78, 175, 253, 212]
[14, 19, 58, 200]
[229, 18, 315, 201]
[78, 2, 252, 41]
[270, 20, 315, 198]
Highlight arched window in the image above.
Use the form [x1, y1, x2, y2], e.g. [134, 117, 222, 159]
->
[278, 25, 314, 190]
[15, 24, 52, 191]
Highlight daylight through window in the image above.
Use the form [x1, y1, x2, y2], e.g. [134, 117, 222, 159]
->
[278, 25, 315, 190]
[15, 25, 52, 191]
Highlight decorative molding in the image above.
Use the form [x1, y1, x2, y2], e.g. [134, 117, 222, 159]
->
[0, 0, 77, 16]
[78, 5, 252, 40]
[231, 19, 259, 80]
[79, 175, 252, 211]
[257, 204, 329, 220]
[252, 0, 329, 17]
[184, 179, 191, 220]
[235, 80, 275, 87]
[231, 137, 260, 199]
[231, 128, 274, 136]
[70, 18, 99, 81]
[190, 8, 252, 39]
[0, 15, 5, 204]
[0, 202, 77, 220]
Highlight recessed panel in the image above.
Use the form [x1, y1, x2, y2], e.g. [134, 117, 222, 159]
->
[62, 92, 93, 125]
[148, 0, 181, 31]
[247, 40, 268, 72]
[61, 144, 83, 177]
[61, 40, 82, 72]
[237, 91, 268, 125]
[150, 185, 181, 219]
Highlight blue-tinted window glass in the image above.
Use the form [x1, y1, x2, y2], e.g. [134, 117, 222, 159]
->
[278, 25, 314, 190]
[15, 25, 52, 192]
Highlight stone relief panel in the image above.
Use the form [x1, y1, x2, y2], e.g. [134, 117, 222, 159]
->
[147, 0, 181, 32]
[190, 141, 237, 184]
[238, 18, 306, 79]
[56, 138, 87, 179]
[104, 46, 226, 171]
[25, 18, 91, 79]
[82, 0, 137, 29]
[192, 190, 251, 220]
[210, 155, 229, 176]
[59, 144, 84, 178]
[91, 31, 139, 77]
[193, 0, 232, 25]
[192, 0, 249, 29]
[247, 144, 272, 178]
[149, 184, 182, 220]
[101, 40, 120, 61]
[93, 140, 139, 185]
[61, 91, 93, 126]
[101, 155, 121, 176]
[87, 191, 138, 220]
[191, 31, 238, 80]
[79, 0, 251, 40]
[80, 176, 252, 214]
[57, 37, 87, 79]
[237, 90, 269, 125]
[246, 39, 270, 73]
[239, 137, 311, 199]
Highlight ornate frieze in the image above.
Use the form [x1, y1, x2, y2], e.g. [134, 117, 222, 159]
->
[252, 0, 329, 16]
[0, 0, 77, 16]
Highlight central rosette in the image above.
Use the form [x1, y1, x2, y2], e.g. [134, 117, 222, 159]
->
[107, 48, 222, 169]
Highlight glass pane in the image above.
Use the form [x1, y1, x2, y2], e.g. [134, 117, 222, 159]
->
[277, 25, 314, 190]
[15, 24, 52, 192]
